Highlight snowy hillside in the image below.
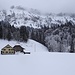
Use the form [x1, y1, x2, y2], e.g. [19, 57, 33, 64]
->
[0, 6, 75, 28]
[0, 39, 48, 54]
[0, 53, 75, 75]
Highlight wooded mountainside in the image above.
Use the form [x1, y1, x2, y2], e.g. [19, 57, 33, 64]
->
[0, 21, 75, 52]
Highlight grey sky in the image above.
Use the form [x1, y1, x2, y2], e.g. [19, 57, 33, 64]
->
[0, 0, 75, 13]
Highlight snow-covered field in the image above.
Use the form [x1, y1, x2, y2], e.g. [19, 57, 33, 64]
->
[0, 39, 75, 75]
[0, 53, 75, 75]
[0, 39, 48, 53]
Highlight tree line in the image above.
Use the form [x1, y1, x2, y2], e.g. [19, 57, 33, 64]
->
[45, 21, 75, 53]
[0, 21, 29, 42]
[1, 20, 75, 53]
[0, 21, 47, 45]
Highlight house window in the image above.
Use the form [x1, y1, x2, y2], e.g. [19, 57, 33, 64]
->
[12, 51, 14, 53]
[6, 46, 10, 48]
[12, 52, 14, 53]
[6, 51, 8, 53]
[9, 49, 10, 51]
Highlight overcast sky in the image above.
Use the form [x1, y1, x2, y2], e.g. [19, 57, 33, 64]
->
[0, 0, 75, 13]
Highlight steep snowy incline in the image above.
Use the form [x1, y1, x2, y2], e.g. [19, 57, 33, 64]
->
[0, 39, 48, 53]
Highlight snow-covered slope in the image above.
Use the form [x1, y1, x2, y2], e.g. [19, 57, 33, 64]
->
[0, 53, 75, 75]
[0, 6, 75, 28]
[0, 39, 48, 54]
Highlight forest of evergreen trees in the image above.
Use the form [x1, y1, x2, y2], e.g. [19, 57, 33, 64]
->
[0, 20, 75, 52]
[0, 21, 29, 42]
[0, 21, 47, 44]
[45, 21, 75, 53]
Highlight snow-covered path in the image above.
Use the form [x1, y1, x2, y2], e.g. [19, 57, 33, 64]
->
[0, 39, 48, 53]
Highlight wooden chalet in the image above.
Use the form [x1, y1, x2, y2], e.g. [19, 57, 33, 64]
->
[1, 44, 15, 55]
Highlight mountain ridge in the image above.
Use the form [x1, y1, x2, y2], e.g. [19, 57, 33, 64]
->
[0, 6, 75, 28]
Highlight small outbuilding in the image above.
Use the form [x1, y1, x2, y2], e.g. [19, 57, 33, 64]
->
[13, 45, 25, 53]
[1, 44, 15, 55]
